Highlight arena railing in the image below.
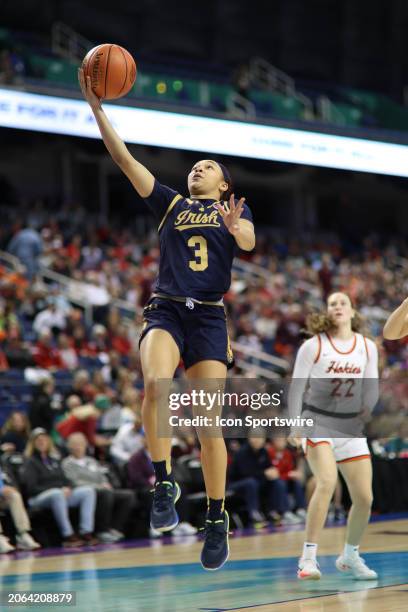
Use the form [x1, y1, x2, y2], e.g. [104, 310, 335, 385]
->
[0, 250, 25, 273]
[37, 267, 142, 326]
[232, 259, 320, 299]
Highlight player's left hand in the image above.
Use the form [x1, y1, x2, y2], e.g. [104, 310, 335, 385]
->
[215, 194, 245, 236]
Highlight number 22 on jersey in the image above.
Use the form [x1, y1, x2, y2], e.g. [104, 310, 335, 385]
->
[188, 236, 208, 271]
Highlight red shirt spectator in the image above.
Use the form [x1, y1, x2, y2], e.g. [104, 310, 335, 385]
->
[268, 438, 296, 480]
[56, 397, 98, 447]
[110, 325, 131, 356]
[33, 330, 64, 369]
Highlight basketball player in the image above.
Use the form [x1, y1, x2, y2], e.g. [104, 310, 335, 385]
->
[288, 292, 379, 580]
[383, 297, 408, 339]
[78, 69, 255, 570]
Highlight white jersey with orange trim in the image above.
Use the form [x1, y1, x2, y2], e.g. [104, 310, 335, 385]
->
[289, 332, 379, 461]
[301, 437, 371, 463]
[289, 332, 379, 418]
[305, 332, 375, 416]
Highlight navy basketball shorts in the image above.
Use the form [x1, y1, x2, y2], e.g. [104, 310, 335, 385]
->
[139, 297, 234, 370]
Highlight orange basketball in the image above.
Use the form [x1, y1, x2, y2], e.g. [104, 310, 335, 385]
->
[82, 44, 136, 100]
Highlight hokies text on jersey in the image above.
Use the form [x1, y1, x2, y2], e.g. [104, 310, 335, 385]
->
[325, 361, 362, 375]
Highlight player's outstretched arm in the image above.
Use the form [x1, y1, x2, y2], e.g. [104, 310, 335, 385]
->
[383, 297, 408, 340]
[78, 68, 155, 198]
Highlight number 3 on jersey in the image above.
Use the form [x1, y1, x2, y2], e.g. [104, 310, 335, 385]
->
[188, 236, 208, 271]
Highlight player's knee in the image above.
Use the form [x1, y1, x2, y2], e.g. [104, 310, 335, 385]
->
[143, 376, 168, 404]
[315, 474, 337, 497]
[352, 490, 373, 510]
[198, 436, 225, 452]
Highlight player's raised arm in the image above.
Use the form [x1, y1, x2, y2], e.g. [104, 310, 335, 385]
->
[383, 297, 408, 340]
[78, 68, 155, 198]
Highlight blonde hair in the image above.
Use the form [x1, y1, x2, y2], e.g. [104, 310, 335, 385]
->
[305, 292, 368, 336]
[2, 411, 31, 437]
[25, 433, 57, 458]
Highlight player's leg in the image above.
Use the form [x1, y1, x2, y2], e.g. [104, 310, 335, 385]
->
[336, 456, 377, 579]
[140, 328, 181, 531]
[186, 359, 227, 500]
[185, 358, 229, 570]
[298, 441, 337, 580]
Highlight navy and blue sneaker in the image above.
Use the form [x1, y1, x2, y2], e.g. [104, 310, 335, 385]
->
[150, 480, 181, 532]
[200, 511, 230, 571]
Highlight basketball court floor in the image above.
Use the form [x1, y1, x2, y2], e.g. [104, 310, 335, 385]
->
[1, 515, 407, 611]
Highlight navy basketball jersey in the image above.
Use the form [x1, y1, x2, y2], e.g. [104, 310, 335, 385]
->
[144, 180, 253, 301]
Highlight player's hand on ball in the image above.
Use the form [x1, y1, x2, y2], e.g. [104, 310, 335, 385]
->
[78, 68, 102, 109]
[216, 194, 245, 236]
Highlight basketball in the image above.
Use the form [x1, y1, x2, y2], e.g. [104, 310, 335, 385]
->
[82, 43, 136, 100]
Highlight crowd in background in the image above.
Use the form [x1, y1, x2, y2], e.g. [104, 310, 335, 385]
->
[0, 200, 406, 550]
[0, 198, 407, 369]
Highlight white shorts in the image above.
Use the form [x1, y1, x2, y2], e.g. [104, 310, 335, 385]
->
[302, 437, 370, 463]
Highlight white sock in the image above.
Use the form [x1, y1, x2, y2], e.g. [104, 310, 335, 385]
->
[302, 542, 318, 560]
[344, 543, 359, 559]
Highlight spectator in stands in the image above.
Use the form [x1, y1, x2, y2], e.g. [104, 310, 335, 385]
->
[229, 430, 301, 524]
[0, 302, 19, 341]
[81, 240, 103, 271]
[7, 225, 43, 279]
[65, 234, 82, 268]
[0, 467, 41, 552]
[22, 428, 98, 547]
[92, 370, 115, 400]
[0, 348, 8, 371]
[71, 325, 99, 358]
[318, 253, 334, 300]
[101, 350, 123, 385]
[29, 375, 60, 433]
[95, 394, 121, 432]
[33, 297, 67, 337]
[90, 324, 110, 357]
[57, 333, 79, 370]
[56, 395, 104, 449]
[64, 370, 93, 403]
[62, 432, 134, 542]
[267, 437, 306, 522]
[127, 438, 154, 489]
[0, 410, 30, 454]
[70, 274, 111, 321]
[228, 434, 270, 526]
[110, 324, 132, 356]
[110, 416, 144, 466]
[32, 329, 64, 369]
[2, 325, 35, 368]
[384, 421, 408, 458]
[120, 388, 142, 426]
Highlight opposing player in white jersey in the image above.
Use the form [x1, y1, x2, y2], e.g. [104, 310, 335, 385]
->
[289, 292, 379, 581]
